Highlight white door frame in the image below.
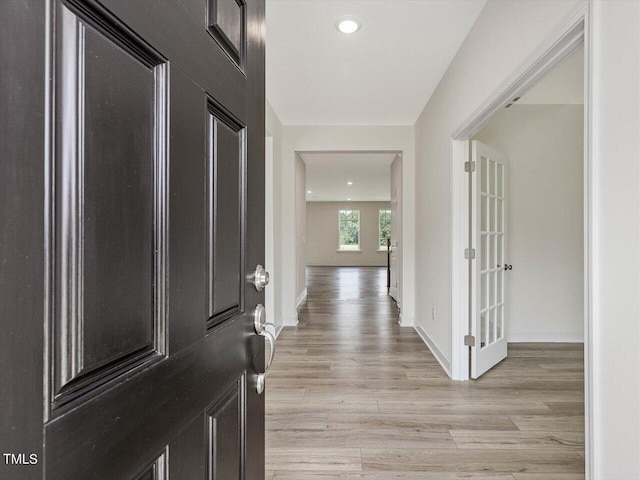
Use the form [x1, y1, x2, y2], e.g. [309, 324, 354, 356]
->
[449, 2, 593, 477]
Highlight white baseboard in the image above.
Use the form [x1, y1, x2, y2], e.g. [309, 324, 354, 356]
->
[507, 330, 584, 343]
[282, 314, 298, 327]
[274, 323, 284, 339]
[398, 313, 413, 327]
[296, 288, 308, 308]
[414, 323, 451, 377]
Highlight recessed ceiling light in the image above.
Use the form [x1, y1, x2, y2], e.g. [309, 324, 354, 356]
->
[347, 198, 352, 201]
[347, 181, 353, 185]
[307, 190, 312, 194]
[336, 17, 361, 34]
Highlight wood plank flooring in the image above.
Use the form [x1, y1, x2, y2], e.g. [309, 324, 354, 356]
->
[265, 266, 585, 479]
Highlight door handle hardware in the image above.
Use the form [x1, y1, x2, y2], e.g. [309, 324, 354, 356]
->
[253, 303, 275, 334]
[254, 303, 276, 394]
[253, 264, 270, 291]
[257, 330, 276, 394]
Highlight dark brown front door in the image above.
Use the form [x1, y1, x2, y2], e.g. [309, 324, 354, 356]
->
[0, 0, 265, 478]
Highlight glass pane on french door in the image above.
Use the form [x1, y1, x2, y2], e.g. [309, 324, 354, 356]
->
[480, 154, 505, 349]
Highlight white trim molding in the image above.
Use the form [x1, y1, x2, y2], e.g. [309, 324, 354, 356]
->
[451, 6, 586, 141]
[296, 288, 307, 309]
[398, 313, 413, 327]
[273, 323, 284, 339]
[507, 330, 584, 343]
[414, 323, 451, 377]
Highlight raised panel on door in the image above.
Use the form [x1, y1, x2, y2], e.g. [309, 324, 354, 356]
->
[179, 0, 247, 70]
[207, 103, 246, 328]
[51, 0, 169, 413]
[208, 0, 246, 68]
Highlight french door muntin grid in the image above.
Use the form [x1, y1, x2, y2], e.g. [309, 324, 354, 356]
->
[479, 154, 505, 349]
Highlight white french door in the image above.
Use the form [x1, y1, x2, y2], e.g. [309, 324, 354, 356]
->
[471, 140, 509, 378]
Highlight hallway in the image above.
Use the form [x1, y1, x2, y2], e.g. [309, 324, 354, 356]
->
[265, 266, 585, 479]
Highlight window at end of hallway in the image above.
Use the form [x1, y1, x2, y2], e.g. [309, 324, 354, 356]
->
[338, 210, 360, 251]
[378, 209, 391, 250]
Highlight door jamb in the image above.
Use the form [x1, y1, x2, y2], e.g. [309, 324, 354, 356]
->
[449, 2, 593, 477]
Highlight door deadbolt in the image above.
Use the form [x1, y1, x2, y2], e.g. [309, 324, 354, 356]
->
[253, 264, 270, 291]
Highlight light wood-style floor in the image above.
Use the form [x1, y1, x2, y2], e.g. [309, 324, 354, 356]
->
[265, 266, 585, 479]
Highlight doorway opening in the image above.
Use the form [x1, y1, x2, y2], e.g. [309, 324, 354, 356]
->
[300, 151, 402, 311]
[450, 7, 591, 473]
[470, 43, 584, 376]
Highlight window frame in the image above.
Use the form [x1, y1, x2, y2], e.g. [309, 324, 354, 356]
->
[337, 209, 361, 252]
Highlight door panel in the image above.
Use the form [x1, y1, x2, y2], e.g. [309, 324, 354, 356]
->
[52, 0, 169, 412]
[207, 105, 246, 326]
[471, 140, 508, 379]
[208, 0, 246, 68]
[0, 0, 265, 478]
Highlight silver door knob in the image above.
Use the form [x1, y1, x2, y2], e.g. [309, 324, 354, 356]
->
[253, 264, 270, 291]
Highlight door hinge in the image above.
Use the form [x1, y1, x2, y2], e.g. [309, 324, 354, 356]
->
[464, 248, 476, 259]
[464, 161, 476, 172]
[464, 335, 475, 347]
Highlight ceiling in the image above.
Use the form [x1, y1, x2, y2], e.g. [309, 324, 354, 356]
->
[301, 152, 397, 202]
[518, 45, 584, 104]
[266, 0, 486, 125]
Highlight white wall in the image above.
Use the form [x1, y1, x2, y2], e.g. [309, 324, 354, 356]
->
[591, 1, 640, 477]
[277, 126, 415, 327]
[413, 0, 640, 476]
[474, 104, 584, 342]
[306, 201, 391, 267]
